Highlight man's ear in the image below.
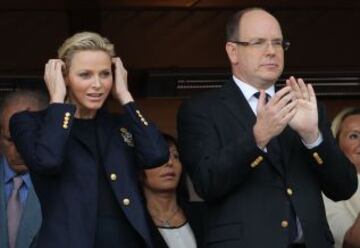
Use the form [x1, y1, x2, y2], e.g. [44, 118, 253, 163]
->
[225, 42, 239, 64]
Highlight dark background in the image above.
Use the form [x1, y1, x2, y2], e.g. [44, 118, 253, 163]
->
[1, 0, 359, 135]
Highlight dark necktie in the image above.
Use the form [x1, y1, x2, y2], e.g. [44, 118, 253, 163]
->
[253, 92, 298, 243]
[7, 176, 24, 248]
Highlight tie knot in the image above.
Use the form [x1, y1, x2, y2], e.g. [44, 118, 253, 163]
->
[12, 176, 23, 190]
[253, 92, 270, 103]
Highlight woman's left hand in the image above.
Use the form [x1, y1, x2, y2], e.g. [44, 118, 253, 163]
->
[112, 57, 134, 105]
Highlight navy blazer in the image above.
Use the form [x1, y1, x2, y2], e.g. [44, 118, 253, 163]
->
[177, 79, 358, 248]
[0, 156, 42, 248]
[10, 102, 169, 248]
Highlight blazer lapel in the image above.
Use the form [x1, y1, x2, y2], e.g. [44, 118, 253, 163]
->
[220, 79, 285, 176]
[16, 186, 42, 248]
[0, 162, 8, 247]
[96, 112, 153, 247]
[220, 80, 257, 132]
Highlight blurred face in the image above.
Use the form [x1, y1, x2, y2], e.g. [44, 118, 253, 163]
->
[0, 102, 39, 173]
[226, 10, 284, 89]
[339, 114, 360, 172]
[143, 143, 182, 193]
[66, 50, 113, 119]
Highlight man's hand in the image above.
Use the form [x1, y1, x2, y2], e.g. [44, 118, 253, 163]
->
[287, 76, 319, 144]
[253, 86, 296, 149]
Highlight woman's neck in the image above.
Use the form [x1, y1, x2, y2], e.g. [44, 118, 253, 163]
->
[145, 189, 178, 215]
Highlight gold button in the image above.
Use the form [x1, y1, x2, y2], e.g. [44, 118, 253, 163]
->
[250, 156, 263, 168]
[63, 124, 68, 129]
[144, 121, 148, 126]
[281, 220, 288, 228]
[64, 116, 70, 121]
[287, 188, 293, 196]
[313, 152, 324, 165]
[65, 112, 71, 117]
[123, 198, 130, 206]
[110, 173, 117, 181]
[141, 117, 145, 122]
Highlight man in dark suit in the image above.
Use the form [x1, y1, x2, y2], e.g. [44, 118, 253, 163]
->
[177, 7, 358, 248]
[0, 90, 47, 248]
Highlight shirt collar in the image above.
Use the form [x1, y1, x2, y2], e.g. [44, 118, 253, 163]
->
[2, 155, 31, 188]
[232, 75, 275, 100]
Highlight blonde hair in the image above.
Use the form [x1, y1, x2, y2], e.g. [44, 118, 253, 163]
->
[332, 107, 360, 139]
[57, 32, 115, 70]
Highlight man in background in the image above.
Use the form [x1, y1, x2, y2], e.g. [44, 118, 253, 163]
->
[0, 89, 48, 248]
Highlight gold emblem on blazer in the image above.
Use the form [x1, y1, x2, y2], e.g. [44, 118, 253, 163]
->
[120, 127, 134, 147]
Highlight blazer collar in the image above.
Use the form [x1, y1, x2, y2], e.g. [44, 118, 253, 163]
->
[220, 79, 257, 133]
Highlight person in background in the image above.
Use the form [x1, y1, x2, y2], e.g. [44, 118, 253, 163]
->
[0, 89, 47, 248]
[9, 32, 169, 248]
[324, 107, 360, 248]
[177, 7, 357, 248]
[141, 133, 205, 248]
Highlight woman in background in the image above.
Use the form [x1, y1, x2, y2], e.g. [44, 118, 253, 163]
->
[324, 107, 360, 248]
[10, 32, 168, 248]
[141, 133, 206, 248]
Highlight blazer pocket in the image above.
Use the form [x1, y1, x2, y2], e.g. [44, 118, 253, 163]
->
[206, 223, 244, 244]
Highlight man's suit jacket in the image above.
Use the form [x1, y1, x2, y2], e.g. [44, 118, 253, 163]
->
[10, 102, 169, 248]
[177, 79, 358, 248]
[0, 157, 42, 248]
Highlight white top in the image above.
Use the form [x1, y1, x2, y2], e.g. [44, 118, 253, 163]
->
[158, 222, 197, 248]
[323, 174, 360, 248]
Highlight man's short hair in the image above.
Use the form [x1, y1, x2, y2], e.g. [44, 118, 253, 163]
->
[226, 7, 267, 42]
[0, 89, 49, 130]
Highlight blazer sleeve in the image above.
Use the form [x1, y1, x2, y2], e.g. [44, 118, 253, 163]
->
[122, 102, 169, 169]
[10, 103, 76, 175]
[177, 98, 262, 202]
[306, 104, 358, 201]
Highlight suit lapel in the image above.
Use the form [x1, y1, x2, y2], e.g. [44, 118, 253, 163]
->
[219, 80, 285, 176]
[96, 112, 153, 247]
[0, 162, 8, 247]
[220, 80, 257, 133]
[16, 186, 42, 248]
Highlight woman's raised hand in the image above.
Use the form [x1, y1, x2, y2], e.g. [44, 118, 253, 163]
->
[44, 59, 67, 103]
[112, 57, 134, 105]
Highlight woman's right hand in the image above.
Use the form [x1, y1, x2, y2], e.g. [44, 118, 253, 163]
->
[44, 59, 67, 103]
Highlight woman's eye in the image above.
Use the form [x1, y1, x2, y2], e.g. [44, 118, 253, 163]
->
[79, 72, 91, 79]
[100, 71, 111, 78]
[349, 133, 359, 140]
[172, 153, 179, 160]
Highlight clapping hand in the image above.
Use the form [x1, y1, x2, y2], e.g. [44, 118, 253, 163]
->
[253, 86, 296, 149]
[287, 76, 319, 144]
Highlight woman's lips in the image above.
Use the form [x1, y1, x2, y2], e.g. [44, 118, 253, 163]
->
[160, 172, 176, 179]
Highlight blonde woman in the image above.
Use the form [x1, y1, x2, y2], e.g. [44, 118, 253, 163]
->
[324, 107, 360, 248]
[10, 32, 168, 248]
